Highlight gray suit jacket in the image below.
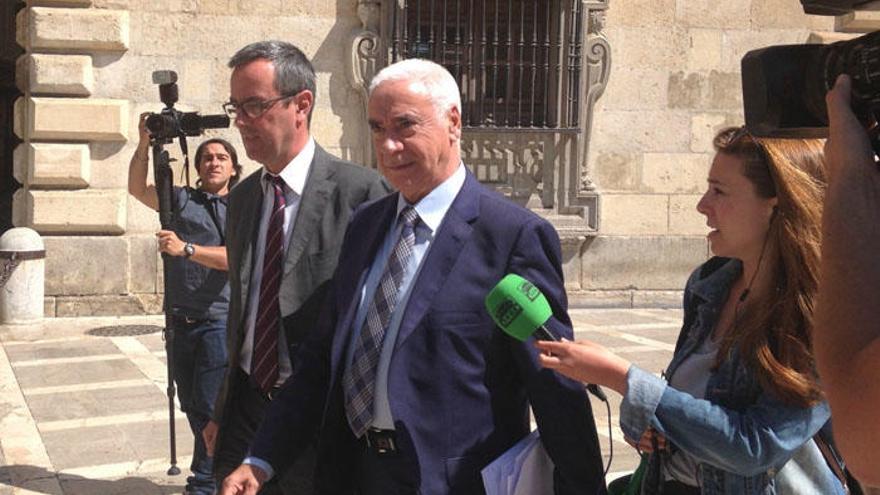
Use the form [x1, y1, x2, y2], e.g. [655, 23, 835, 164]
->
[213, 144, 388, 423]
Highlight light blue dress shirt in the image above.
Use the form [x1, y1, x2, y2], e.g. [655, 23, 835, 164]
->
[346, 162, 466, 430]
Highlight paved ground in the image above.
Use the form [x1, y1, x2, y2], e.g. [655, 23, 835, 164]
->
[0, 308, 682, 494]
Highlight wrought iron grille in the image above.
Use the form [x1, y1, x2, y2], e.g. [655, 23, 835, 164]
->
[389, 0, 584, 131]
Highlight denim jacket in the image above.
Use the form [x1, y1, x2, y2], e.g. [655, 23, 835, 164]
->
[619, 257, 845, 495]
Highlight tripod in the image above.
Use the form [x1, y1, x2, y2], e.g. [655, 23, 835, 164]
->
[151, 139, 182, 476]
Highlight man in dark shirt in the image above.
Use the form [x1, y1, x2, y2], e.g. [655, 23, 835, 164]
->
[128, 112, 242, 495]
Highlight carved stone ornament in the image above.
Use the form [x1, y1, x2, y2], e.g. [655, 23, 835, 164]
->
[348, 0, 383, 166]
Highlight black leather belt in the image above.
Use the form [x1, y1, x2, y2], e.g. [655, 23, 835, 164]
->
[364, 428, 398, 455]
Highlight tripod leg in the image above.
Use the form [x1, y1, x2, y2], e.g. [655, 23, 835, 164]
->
[165, 308, 181, 475]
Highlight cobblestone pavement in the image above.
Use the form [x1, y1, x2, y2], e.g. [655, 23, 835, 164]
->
[0, 308, 682, 494]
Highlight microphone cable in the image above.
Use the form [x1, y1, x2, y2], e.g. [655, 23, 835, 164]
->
[587, 384, 613, 476]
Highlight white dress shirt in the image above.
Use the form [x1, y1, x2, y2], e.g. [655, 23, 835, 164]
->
[239, 137, 316, 386]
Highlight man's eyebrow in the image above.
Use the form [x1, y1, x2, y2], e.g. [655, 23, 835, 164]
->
[392, 112, 420, 122]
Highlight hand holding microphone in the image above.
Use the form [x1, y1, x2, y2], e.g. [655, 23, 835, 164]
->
[484, 274, 610, 401]
[534, 339, 630, 398]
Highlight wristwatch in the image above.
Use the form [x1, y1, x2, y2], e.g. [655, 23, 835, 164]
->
[183, 242, 195, 258]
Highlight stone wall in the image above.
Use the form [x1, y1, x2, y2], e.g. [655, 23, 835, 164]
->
[9, 1, 878, 315]
[568, 0, 848, 307]
[12, 0, 367, 316]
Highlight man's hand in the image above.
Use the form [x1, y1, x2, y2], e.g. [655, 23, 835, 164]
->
[137, 112, 151, 147]
[219, 464, 268, 495]
[156, 230, 186, 257]
[824, 74, 875, 181]
[203, 420, 219, 456]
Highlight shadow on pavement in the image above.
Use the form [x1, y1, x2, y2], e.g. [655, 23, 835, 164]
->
[0, 464, 185, 495]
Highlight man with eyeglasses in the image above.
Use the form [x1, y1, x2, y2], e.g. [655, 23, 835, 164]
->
[205, 40, 388, 495]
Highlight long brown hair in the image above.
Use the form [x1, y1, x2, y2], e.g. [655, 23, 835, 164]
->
[713, 127, 826, 407]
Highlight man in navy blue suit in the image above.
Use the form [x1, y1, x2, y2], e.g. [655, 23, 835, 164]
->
[220, 59, 607, 495]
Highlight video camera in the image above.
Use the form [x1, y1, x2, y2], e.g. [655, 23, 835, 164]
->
[742, 1, 880, 142]
[801, 0, 878, 15]
[145, 70, 229, 143]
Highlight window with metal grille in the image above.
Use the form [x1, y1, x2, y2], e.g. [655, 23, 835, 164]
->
[389, 0, 584, 131]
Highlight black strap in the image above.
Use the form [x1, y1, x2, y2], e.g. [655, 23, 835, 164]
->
[0, 249, 45, 260]
[182, 187, 226, 244]
[204, 197, 226, 244]
[814, 432, 861, 495]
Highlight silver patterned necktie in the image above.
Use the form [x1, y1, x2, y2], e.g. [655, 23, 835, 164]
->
[343, 206, 419, 438]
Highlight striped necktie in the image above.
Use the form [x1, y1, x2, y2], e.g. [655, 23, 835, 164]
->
[251, 175, 285, 393]
[343, 206, 419, 437]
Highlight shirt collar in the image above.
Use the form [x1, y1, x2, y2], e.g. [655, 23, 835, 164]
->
[194, 187, 228, 204]
[395, 162, 466, 233]
[260, 137, 316, 196]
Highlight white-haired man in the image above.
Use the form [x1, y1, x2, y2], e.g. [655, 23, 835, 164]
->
[221, 59, 607, 495]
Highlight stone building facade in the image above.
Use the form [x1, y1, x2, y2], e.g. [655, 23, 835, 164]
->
[0, 0, 874, 316]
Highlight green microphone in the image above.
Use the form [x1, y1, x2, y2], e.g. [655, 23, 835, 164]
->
[484, 273, 557, 341]
[485, 273, 608, 402]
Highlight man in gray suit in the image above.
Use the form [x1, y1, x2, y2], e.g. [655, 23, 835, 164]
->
[204, 41, 388, 495]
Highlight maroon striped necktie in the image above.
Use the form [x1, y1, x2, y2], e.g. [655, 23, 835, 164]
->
[251, 175, 285, 393]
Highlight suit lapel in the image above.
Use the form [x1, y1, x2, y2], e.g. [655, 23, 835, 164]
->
[283, 146, 335, 278]
[238, 175, 263, 307]
[394, 172, 481, 350]
[329, 194, 399, 380]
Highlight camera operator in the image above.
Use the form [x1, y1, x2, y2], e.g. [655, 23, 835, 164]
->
[814, 74, 880, 487]
[128, 111, 242, 495]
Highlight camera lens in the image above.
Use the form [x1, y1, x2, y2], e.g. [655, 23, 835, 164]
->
[145, 113, 177, 138]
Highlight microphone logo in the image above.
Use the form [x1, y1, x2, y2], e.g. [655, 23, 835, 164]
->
[493, 299, 523, 327]
[516, 280, 541, 302]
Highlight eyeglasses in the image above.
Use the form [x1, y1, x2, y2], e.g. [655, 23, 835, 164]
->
[222, 94, 296, 119]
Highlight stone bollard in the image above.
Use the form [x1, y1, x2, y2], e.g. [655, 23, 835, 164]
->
[0, 227, 46, 324]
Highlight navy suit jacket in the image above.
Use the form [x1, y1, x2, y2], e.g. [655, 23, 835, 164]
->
[251, 170, 607, 495]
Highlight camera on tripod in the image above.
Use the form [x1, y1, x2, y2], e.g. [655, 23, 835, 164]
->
[742, 1, 880, 144]
[145, 70, 230, 143]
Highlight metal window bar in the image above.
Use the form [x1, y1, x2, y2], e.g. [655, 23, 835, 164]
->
[390, 0, 582, 131]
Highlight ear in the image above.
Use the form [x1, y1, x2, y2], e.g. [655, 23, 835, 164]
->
[295, 90, 314, 118]
[447, 106, 462, 142]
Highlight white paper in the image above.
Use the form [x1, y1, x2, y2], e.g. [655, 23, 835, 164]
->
[481, 430, 554, 495]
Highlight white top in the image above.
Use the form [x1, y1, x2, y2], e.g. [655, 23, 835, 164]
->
[664, 335, 720, 485]
[239, 137, 316, 386]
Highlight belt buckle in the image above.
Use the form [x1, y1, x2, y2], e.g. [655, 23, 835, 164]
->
[366, 428, 397, 455]
[266, 386, 280, 401]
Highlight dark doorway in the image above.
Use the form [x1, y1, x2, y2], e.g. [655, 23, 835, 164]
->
[0, 1, 25, 236]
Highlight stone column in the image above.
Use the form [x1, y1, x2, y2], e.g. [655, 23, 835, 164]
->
[0, 227, 45, 324]
[13, 2, 132, 316]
